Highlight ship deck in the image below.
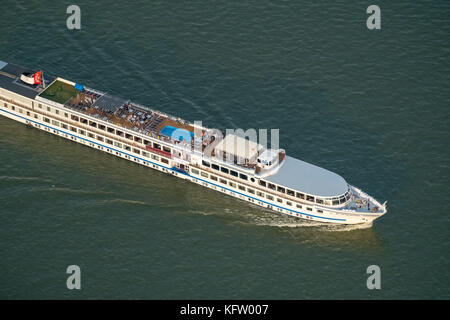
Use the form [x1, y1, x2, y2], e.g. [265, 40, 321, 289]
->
[0, 61, 54, 99]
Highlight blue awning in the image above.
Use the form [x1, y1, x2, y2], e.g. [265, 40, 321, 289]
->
[160, 125, 194, 142]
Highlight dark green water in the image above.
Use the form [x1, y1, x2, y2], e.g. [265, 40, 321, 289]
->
[0, 1, 449, 299]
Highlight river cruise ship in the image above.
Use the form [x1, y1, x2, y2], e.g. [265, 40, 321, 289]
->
[0, 60, 387, 225]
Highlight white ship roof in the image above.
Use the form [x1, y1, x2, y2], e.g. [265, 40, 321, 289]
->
[214, 134, 262, 160]
[265, 156, 348, 197]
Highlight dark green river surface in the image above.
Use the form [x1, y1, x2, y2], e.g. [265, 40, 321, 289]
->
[0, 1, 449, 299]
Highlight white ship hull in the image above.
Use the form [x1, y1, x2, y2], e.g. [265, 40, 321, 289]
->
[0, 60, 387, 225]
[0, 104, 385, 225]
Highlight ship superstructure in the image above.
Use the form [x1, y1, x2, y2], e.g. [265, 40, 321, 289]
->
[0, 60, 387, 224]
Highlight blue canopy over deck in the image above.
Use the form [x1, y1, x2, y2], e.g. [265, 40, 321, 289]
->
[160, 125, 194, 142]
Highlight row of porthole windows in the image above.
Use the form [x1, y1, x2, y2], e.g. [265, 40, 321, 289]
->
[23, 108, 171, 166]
[4, 102, 327, 217]
[190, 168, 323, 213]
[35, 102, 173, 155]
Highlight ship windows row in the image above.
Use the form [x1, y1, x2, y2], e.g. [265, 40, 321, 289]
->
[190, 168, 319, 212]
[257, 179, 350, 206]
[37, 103, 173, 157]
[38, 114, 171, 165]
[4, 101, 171, 166]
[201, 160, 249, 181]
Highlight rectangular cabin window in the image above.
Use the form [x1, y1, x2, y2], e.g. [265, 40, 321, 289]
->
[229, 182, 236, 188]
[64, 113, 68, 118]
[43, 117, 50, 123]
[52, 120, 59, 126]
[114, 142, 122, 148]
[18, 108, 23, 113]
[153, 143, 161, 150]
[34, 114, 38, 119]
[55, 109, 59, 115]
[106, 139, 113, 145]
[107, 127, 114, 133]
[221, 167, 229, 174]
[89, 121, 97, 128]
[4, 103, 7, 108]
[316, 198, 324, 204]
[287, 201, 292, 206]
[80, 118, 88, 124]
[97, 136, 104, 142]
[38, 103, 42, 109]
[277, 186, 285, 193]
[71, 115, 79, 121]
[287, 189, 295, 197]
[78, 129, 85, 136]
[151, 154, 159, 161]
[202, 160, 210, 167]
[210, 175, 218, 181]
[125, 133, 133, 140]
[247, 188, 255, 194]
[134, 137, 142, 143]
[116, 130, 124, 137]
[98, 124, 106, 131]
[266, 194, 274, 201]
[296, 192, 305, 199]
[47, 106, 51, 112]
[125, 145, 131, 151]
[317, 210, 323, 213]
[268, 183, 276, 190]
[307, 207, 312, 211]
[161, 158, 169, 164]
[238, 185, 245, 191]
[132, 148, 140, 154]
[339, 197, 346, 204]
[62, 124, 68, 129]
[259, 180, 266, 187]
[277, 198, 282, 203]
[163, 146, 171, 153]
[142, 151, 149, 157]
[230, 170, 238, 177]
[296, 204, 302, 209]
[239, 173, 248, 180]
[211, 164, 219, 170]
[306, 195, 315, 202]
[191, 169, 199, 175]
[88, 132, 94, 138]
[11, 106, 15, 111]
[257, 191, 264, 197]
[71, 127, 77, 133]
[219, 178, 227, 184]
[201, 172, 208, 178]
[144, 140, 150, 146]
[332, 199, 339, 205]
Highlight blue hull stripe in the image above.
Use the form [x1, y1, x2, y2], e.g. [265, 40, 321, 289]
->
[0, 108, 347, 222]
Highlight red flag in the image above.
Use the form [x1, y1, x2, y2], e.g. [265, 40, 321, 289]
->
[34, 71, 41, 84]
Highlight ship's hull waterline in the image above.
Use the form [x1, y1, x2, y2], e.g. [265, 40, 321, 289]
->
[0, 61, 387, 225]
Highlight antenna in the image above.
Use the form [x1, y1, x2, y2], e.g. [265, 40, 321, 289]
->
[41, 70, 46, 89]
